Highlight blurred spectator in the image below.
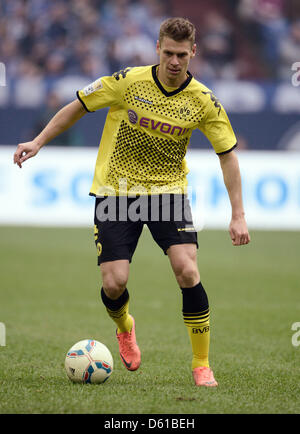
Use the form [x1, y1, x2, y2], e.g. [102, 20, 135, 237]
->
[128, 0, 169, 39]
[0, 0, 169, 88]
[14, 60, 46, 107]
[198, 11, 238, 79]
[237, 0, 288, 74]
[45, 53, 66, 78]
[101, 0, 134, 39]
[45, 2, 69, 42]
[32, 91, 84, 146]
[112, 21, 157, 68]
[277, 20, 300, 80]
[0, 0, 298, 108]
[1, 0, 300, 152]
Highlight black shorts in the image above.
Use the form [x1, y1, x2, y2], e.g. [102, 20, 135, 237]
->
[93, 194, 198, 265]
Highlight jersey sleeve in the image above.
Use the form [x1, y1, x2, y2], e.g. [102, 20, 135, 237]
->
[77, 74, 122, 112]
[198, 94, 237, 154]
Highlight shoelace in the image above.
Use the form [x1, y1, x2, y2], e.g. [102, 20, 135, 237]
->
[117, 331, 135, 352]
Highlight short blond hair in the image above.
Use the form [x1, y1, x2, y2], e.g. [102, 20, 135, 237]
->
[159, 17, 196, 46]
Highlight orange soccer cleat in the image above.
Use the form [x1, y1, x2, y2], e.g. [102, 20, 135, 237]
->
[116, 315, 141, 371]
[192, 366, 218, 387]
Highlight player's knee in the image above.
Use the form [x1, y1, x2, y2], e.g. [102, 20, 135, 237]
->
[102, 272, 128, 300]
[100, 261, 129, 299]
[174, 262, 200, 288]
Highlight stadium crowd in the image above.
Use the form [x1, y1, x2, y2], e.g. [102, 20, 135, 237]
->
[0, 0, 167, 84]
[0, 0, 299, 150]
[1, 0, 299, 85]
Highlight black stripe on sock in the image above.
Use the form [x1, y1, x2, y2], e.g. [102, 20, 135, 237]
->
[101, 287, 129, 311]
[183, 308, 210, 317]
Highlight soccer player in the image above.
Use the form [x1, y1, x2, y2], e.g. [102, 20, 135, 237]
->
[14, 17, 250, 387]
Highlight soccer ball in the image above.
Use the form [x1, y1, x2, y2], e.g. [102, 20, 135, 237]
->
[65, 339, 113, 384]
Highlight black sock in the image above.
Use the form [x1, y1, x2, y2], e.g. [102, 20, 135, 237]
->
[180, 281, 209, 313]
[100, 287, 129, 311]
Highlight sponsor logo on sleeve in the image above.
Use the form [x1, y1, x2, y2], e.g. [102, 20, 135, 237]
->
[83, 78, 103, 96]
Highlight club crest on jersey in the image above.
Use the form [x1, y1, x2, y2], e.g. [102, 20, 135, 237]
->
[96, 242, 102, 256]
[128, 109, 138, 124]
[83, 78, 103, 96]
[178, 104, 192, 120]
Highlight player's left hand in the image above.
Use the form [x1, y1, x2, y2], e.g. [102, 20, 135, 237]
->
[229, 216, 250, 246]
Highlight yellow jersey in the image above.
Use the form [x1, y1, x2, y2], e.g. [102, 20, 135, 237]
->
[77, 65, 237, 196]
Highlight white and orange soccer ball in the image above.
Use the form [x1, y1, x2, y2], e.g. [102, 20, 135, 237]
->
[65, 339, 113, 384]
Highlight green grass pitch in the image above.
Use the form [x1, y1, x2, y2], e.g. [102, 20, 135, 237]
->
[0, 226, 299, 414]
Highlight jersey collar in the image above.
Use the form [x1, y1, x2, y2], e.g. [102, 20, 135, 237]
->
[152, 65, 193, 97]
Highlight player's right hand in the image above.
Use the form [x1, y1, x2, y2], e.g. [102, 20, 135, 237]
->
[13, 141, 40, 168]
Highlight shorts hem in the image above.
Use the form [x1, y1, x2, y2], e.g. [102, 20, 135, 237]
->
[162, 240, 199, 255]
[97, 256, 132, 265]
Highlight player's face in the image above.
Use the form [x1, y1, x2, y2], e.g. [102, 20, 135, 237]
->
[156, 37, 196, 87]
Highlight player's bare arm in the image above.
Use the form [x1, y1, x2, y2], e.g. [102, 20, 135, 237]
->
[218, 150, 250, 246]
[13, 99, 86, 168]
